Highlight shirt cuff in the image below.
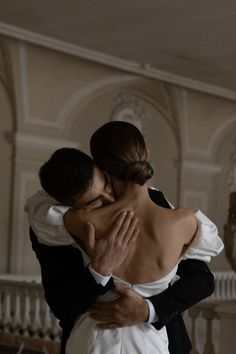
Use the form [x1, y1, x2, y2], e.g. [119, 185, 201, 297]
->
[88, 265, 112, 287]
[46, 205, 71, 225]
[145, 299, 159, 323]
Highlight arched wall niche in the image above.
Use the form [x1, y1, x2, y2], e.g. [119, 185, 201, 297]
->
[65, 77, 181, 206]
[208, 116, 236, 270]
[210, 116, 236, 162]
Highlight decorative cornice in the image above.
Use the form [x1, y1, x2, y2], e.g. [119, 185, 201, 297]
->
[1, 22, 236, 101]
[182, 159, 222, 175]
[15, 132, 79, 151]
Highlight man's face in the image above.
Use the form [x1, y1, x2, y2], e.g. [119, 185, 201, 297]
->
[73, 167, 115, 210]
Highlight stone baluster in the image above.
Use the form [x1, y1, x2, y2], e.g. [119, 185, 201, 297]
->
[11, 286, 22, 335]
[188, 307, 201, 354]
[21, 287, 31, 337]
[2, 286, 11, 333]
[31, 288, 42, 338]
[201, 304, 217, 354]
[215, 301, 236, 354]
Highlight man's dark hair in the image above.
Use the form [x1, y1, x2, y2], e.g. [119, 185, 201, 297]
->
[39, 148, 94, 206]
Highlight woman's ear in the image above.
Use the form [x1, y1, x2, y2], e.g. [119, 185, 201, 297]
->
[146, 147, 150, 160]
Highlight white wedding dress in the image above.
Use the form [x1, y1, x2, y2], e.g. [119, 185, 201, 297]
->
[66, 211, 223, 354]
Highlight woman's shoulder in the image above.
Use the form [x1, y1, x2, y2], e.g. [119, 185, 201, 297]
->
[173, 207, 195, 219]
[172, 208, 198, 243]
[171, 207, 197, 226]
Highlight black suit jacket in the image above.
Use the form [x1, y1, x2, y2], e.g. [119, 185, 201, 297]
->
[29, 189, 215, 354]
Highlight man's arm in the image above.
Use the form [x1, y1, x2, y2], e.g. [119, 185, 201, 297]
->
[30, 228, 111, 327]
[87, 258, 214, 329]
[149, 259, 214, 329]
[27, 193, 139, 327]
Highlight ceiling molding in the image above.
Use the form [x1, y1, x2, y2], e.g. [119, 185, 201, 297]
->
[1, 21, 236, 101]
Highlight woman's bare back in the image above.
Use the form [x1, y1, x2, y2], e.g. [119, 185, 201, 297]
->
[68, 187, 197, 284]
[112, 204, 196, 283]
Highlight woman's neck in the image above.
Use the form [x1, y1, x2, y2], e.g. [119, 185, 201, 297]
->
[112, 178, 150, 202]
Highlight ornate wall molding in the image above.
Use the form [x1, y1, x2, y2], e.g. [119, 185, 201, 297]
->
[0, 39, 7, 86]
[111, 92, 150, 134]
[15, 132, 79, 153]
[181, 88, 211, 160]
[180, 159, 222, 211]
[18, 43, 63, 129]
[57, 76, 146, 131]
[208, 115, 236, 159]
[1, 22, 236, 101]
[182, 159, 222, 176]
[110, 89, 179, 138]
[0, 37, 16, 122]
[18, 42, 149, 131]
[181, 89, 236, 160]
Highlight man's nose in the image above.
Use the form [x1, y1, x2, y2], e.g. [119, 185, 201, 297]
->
[102, 192, 115, 205]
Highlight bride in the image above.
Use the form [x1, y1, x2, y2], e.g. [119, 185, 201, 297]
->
[64, 121, 223, 354]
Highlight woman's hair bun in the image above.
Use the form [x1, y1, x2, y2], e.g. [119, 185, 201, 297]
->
[121, 160, 153, 185]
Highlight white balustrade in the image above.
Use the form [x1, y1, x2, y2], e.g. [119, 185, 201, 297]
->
[0, 275, 61, 343]
[0, 271, 236, 353]
[186, 271, 236, 354]
[209, 271, 236, 301]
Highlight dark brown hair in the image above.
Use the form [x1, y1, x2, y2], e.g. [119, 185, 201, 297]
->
[90, 121, 153, 185]
[39, 148, 94, 206]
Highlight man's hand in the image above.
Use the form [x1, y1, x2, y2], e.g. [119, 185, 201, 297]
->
[88, 285, 149, 329]
[85, 211, 139, 276]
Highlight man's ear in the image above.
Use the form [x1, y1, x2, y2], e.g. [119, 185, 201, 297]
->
[104, 171, 111, 183]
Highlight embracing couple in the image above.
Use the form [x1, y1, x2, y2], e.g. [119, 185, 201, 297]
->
[25, 121, 223, 354]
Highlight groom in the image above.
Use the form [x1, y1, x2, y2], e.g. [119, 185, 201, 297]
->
[26, 148, 215, 354]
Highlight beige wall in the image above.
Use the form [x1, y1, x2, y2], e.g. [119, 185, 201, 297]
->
[0, 35, 235, 275]
[0, 40, 14, 272]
